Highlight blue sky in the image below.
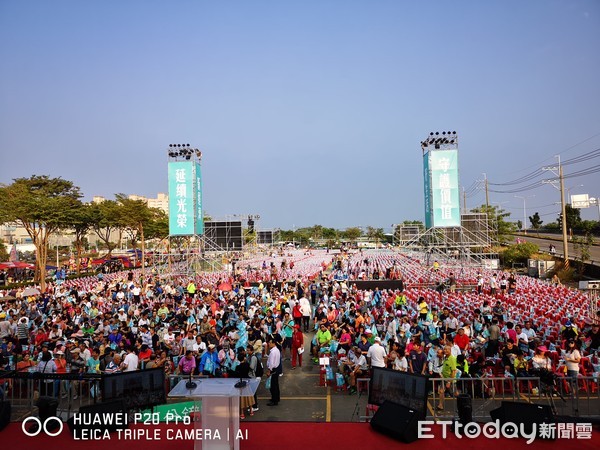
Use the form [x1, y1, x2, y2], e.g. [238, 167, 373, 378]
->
[1, 0, 599, 231]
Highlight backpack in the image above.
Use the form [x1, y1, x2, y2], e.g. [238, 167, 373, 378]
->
[253, 354, 264, 377]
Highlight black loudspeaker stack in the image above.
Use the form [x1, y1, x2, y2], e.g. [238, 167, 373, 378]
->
[370, 401, 422, 443]
[490, 401, 555, 437]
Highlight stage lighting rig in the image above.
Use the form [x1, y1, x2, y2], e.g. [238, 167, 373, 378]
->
[421, 131, 458, 151]
[167, 143, 202, 161]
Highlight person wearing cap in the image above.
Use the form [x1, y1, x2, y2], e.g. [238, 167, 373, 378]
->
[200, 343, 219, 376]
[367, 336, 387, 369]
[561, 320, 578, 341]
[531, 346, 552, 371]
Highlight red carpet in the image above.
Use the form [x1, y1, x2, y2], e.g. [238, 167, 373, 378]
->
[1, 422, 598, 450]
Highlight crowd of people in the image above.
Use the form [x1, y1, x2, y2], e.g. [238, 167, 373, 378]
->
[1, 248, 599, 418]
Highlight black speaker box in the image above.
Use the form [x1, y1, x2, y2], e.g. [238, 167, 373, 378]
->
[490, 401, 554, 437]
[0, 400, 11, 432]
[36, 396, 59, 421]
[370, 401, 422, 443]
[67, 400, 128, 436]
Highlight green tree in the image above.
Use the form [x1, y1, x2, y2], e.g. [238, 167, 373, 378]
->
[559, 204, 582, 232]
[501, 242, 539, 266]
[322, 227, 339, 241]
[67, 201, 95, 274]
[89, 199, 122, 258]
[0, 176, 82, 290]
[366, 226, 385, 247]
[342, 227, 363, 241]
[145, 209, 169, 241]
[116, 194, 159, 278]
[0, 241, 9, 262]
[573, 229, 594, 275]
[529, 212, 543, 235]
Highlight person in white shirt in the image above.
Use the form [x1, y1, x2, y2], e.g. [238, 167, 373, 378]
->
[515, 324, 529, 353]
[266, 339, 281, 406]
[297, 296, 311, 332]
[348, 345, 369, 394]
[193, 335, 207, 356]
[393, 353, 408, 372]
[122, 347, 139, 372]
[564, 340, 581, 378]
[366, 337, 387, 368]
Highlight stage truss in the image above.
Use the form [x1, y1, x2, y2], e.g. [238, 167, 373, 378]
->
[400, 213, 498, 269]
[149, 234, 229, 279]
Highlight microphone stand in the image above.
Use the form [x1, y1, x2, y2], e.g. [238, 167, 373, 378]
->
[186, 372, 197, 389]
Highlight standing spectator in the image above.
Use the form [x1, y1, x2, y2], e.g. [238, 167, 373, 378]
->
[291, 325, 304, 369]
[17, 317, 29, 346]
[408, 341, 428, 375]
[299, 295, 311, 332]
[564, 339, 581, 381]
[37, 351, 56, 396]
[367, 337, 387, 368]
[266, 338, 281, 406]
[280, 312, 294, 360]
[123, 347, 139, 372]
[177, 350, 196, 375]
[486, 319, 501, 357]
[437, 345, 457, 411]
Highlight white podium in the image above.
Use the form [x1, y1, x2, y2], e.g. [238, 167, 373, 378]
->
[168, 378, 259, 450]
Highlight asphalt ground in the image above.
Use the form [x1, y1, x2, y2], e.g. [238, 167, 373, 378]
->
[244, 329, 370, 423]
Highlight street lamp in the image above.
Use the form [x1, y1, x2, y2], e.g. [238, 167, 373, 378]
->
[514, 195, 535, 234]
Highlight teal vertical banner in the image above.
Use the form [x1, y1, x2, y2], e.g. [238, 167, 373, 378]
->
[430, 150, 461, 227]
[423, 153, 432, 228]
[194, 162, 204, 234]
[168, 162, 195, 236]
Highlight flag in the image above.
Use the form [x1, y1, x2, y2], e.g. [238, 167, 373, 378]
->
[9, 244, 18, 262]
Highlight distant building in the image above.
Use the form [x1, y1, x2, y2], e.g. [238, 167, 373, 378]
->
[92, 193, 169, 214]
[128, 193, 169, 214]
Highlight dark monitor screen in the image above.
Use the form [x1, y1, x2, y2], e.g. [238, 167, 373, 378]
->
[368, 367, 429, 416]
[101, 368, 166, 410]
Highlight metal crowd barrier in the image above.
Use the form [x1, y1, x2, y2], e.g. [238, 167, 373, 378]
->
[0, 371, 102, 421]
[428, 375, 600, 421]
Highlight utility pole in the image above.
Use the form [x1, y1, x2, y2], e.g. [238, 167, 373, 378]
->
[514, 195, 535, 235]
[559, 163, 569, 266]
[462, 187, 467, 214]
[543, 156, 569, 266]
[483, 173, 490, 210]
